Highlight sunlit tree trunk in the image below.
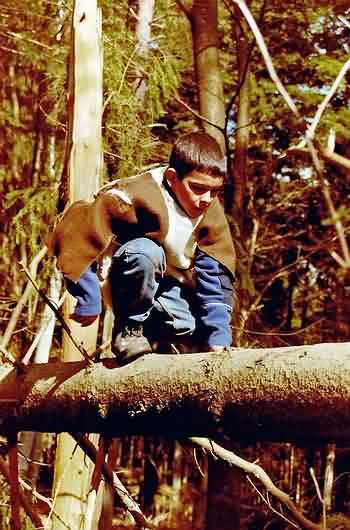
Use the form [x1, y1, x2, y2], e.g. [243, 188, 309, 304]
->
[8, 61, 20, 182]
[190, 0, 225, 148]
[134, 0, 155, 103]
[51, 1, 103, 529]
[231, 7, 250, 225]
[323, 443, 336, 514]
[189, 2, 241, 527]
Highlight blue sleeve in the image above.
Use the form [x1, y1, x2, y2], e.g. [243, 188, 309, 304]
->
[65, 266, 102, 316]
[194, 251, 235, 348]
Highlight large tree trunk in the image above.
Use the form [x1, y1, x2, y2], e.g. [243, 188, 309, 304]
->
[2, 342, 350, 443]
[51, 1, 103, 529]
[190, 0, 225, 148]
[189, 3, 240, 526]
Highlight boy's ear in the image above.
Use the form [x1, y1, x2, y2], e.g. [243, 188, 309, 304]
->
[165, 167, 177, 187]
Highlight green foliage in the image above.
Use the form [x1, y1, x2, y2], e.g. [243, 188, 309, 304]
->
[5, 186, 57, 251]
[101, 0, 191, 179]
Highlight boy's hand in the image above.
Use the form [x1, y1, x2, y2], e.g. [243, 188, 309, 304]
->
[208, 345, 225, 352]
[69, 314, 99, 327]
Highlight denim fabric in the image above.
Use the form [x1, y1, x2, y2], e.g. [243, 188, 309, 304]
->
[109, 238, 196, 340]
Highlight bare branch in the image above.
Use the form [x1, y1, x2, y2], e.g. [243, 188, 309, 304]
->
[0, 457, 43, 529]
[190, 437, 321, 530]
[8, 432, 21, 530]
[232, 0, 299, 116]
[233, 0, 350, 269]
[174, 94, 225, 134]
[20, 258, 94, 365]
[1, 246, 47, 350]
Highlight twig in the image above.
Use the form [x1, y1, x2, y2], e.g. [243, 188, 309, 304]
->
[308, 57, 350, 140]
[0, 345, 25, 373]
[190, 437, 321, 530]
[7, 432, 21, 530]
[246, 475, 299, 529]
[20, 260, 94, 365]
[337, 15, 350, 30]
[192, 448, 205, 478]
[1, 246, 47, 350]
[21, 291, 66, 366]
[310, 467, 327, 530]
[0, 457, 43, 529]
[174, 94, 225, 134]
[234, 0, 350, 269]
[233, 0, 299, 116]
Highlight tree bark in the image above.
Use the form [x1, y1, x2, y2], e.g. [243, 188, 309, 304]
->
[2, 342, 350, 443]
[231, 8, 250, 225]
[51, 1, 103, 528]
[190, 0, 225, 147]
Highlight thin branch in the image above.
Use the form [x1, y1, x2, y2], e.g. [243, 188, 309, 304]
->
[233, 0, 350, 269]
[7, 432, 21, 530]
[18, 477, 71, 529]
[322, 148, 350, 171]
[190, 437, 321, 530]
[174, 94, 225, 134]
[20, 259, 94, 365]
[310, 467, 327, 530]
[337, 15, 350, 29]
[232, 0, 299, 116]
[246, 475, 299, 529]
[175, 0, 191, 20]
[0, 345, 25, 373]
[1, 246, 47, 350]
[305, 57, 350, 142]
[0, 457, 43, 529]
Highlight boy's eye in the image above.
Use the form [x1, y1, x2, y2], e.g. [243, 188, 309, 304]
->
[190, 184, 208, 194]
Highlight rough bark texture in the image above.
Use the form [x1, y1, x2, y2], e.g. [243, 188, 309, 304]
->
[1, 342, 350, 443]
[191, 0, 225, 147]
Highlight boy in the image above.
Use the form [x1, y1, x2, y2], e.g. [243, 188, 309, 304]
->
[50, 132, 236, 364]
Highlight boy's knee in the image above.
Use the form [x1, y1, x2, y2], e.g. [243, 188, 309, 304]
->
[113, 238, 165, 276]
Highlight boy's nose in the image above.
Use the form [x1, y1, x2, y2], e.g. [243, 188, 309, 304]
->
[200, 190, 212, 204]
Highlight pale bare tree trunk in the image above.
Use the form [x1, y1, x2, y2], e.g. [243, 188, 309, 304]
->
[8, 61, 19, 182]
[51, 1, 103, 529]
[134, 0, 155, 103]
[323, 443, 336, 513]
[35, 269, 62, 363]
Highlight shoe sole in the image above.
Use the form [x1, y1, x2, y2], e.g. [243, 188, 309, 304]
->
[116, 350, 151, 366]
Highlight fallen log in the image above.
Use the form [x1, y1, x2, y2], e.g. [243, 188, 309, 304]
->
[1, 342, 350, 443]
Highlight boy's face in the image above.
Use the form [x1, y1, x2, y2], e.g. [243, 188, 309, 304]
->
[166, 169, 224, 218]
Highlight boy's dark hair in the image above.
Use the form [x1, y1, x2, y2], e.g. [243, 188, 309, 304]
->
[169, 131, 226, 179]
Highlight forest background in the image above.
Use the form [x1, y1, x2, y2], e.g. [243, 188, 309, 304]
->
[1, 0, 350, 529]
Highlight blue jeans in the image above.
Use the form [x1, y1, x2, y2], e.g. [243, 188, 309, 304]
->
[109, 238, 196, 341]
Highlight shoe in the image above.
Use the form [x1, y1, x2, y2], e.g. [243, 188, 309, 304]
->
[112, 322, 152, 365]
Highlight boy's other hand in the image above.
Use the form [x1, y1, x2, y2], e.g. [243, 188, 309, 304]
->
[208, 345, 225, 352]
[69, 314, 99, 327]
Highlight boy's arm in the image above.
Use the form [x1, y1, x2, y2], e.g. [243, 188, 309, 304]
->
[194, 251, 235, 350]
[65, 266, 102, 327]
